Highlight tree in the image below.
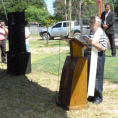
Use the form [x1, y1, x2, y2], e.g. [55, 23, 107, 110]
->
[0, 0, 49, 24]
[53, 0, 97, 21]
[114, 0, 118, 16]
[25, 6, 50, 26]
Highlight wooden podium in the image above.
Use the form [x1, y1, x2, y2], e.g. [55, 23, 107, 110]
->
[57, 38, 89, 110]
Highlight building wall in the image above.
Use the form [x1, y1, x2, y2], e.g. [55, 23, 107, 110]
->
[29, 26, 44, 34]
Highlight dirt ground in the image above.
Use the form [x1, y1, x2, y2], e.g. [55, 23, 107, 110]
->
[27, 71, 118, 118]
[29, 37, 118, 117]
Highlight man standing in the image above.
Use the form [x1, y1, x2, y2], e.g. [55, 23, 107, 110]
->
[101, 3, 116, 57]
[84, 16, 108, 104]
[25, 27, 30, 52]
[0, 21, 8, 63]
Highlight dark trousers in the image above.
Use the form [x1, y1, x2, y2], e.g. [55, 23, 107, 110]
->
[0, 40, 6, 62]
[84, 51, 105, 101]
[106, 34, 116, 56]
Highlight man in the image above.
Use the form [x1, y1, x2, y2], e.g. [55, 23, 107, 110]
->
[25, 27, 30, 52]
[101, 3, 116, 57]
[0, 21, 8, 63]
[84, 16, 108, 104]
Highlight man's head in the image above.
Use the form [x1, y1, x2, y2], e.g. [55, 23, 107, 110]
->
[105, 3, 110, 12]
[0, 20, 5, 27]
[89, 16, 101, 31]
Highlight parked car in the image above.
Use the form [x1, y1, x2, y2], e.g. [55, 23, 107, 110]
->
[39, 19, 90, 40]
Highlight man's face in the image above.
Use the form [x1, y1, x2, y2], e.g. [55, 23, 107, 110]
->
[105, 5, 110, 12]
[0, 22, 5, 27]
[90, 18, 98, 31]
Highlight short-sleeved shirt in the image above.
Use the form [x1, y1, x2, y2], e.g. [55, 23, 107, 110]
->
[88, 27, 108, 50]
[25, 27, 30, 44]
[0, 27, 7, 41]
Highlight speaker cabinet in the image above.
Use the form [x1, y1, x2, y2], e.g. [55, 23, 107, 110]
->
[7, 52, 31, 75]
[8, 12, 26, 53]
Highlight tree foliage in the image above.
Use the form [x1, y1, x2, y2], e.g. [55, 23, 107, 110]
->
[114, 0, 118, 16]
[106, 0, 118, 17]
[53, 0, 98, 21]
[0, 0, 49, 25]
[25, 6, 50, 26]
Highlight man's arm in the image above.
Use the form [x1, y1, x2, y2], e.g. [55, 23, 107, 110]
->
[25, 28, 30, 39]
[3, 27, 8, 35]
[0, 24, 8, 35]
[101, 12, 105, 27]
[25, 34, 30, 39]
[106, 11, 115, 27]
[84, 37, 106, 51]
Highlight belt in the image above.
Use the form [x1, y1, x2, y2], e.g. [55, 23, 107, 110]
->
[0, 40, 5, 42]
[84, 50, 104, 55]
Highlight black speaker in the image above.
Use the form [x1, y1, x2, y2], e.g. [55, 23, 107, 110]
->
[8, 12, 26, 53]
[7, 52, 31, 75]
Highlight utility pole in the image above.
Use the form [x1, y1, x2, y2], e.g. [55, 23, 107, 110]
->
[79, 0, 82, 35]
[68, 0, 72, 37]
[65, 0, 68, 36]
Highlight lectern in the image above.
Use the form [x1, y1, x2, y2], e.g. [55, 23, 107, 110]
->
[57, 38, 89, 110]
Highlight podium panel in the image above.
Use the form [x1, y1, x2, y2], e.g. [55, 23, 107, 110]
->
[57, 56, 88, 110]
[57, 39, 89, 110]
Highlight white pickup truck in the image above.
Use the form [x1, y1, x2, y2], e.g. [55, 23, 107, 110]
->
[40, 19, 90, 40]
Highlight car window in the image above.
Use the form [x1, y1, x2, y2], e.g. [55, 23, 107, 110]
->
[83, 20, 90, 25]
[63, 22, 70, 27]
[63, 22, 67, 27]
[53, 23, 62, 28]
[74, 21, 79, 26]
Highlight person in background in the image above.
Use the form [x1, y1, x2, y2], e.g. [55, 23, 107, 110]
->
[101, 3, 116, 57]
[0, 20, 8, 63]
[25, 27, 30, 52]
[84, 16, 108, 104]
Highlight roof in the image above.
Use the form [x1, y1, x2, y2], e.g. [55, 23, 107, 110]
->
[29, 22, 39, 25]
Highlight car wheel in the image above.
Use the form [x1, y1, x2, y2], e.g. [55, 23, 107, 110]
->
[42, 33, 50, 40]
[74, 32, 81, 40]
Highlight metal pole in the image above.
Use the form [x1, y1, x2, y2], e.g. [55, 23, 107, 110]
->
[79, 0, 82, 35]
[65, 0, 68, 36]
[68, 0, 72, 37]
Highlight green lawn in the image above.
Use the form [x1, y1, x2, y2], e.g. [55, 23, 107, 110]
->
[29, 39, 118, 83]
[104, 49, 118, 82]
[6, 39, 118, 83]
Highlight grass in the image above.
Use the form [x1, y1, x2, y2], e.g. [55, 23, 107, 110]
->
[30, 34, 40, 37]
[104, 49, 118, 83]
[0, 38, 118, 117]
[30, 39, 118, 83]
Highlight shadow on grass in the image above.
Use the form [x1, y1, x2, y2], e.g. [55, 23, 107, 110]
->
[37, 38, 62, 41]
[105, 55, 112, 57]
[0, 69, 68, 118]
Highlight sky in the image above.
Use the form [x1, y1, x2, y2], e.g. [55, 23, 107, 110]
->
[44, 0, 55, 15]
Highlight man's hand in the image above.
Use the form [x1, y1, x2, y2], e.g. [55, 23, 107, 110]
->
[103, 25, 108, 31]
[0, 24, 5, 28]
[84, 36, 92, 45]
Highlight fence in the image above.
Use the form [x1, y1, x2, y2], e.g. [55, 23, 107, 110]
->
[28, 26, 44, 34]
